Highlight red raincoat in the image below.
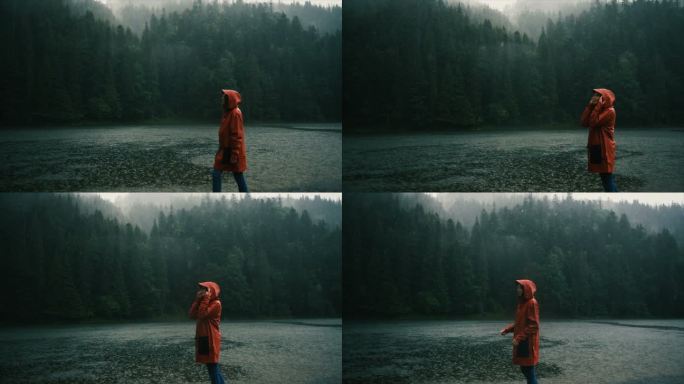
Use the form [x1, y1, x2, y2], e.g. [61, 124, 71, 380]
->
[189, 281, 222, 364]
[213, 89, 247, 173]
[580, 88, 616, 173]
[501, 279, 540, 366]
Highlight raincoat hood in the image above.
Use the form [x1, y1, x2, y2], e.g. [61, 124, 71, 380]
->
[593, 88, 615, 109]
[222, 89, 241, 110]
[516, 279, 536, 301]
[198, 281, 221, 301]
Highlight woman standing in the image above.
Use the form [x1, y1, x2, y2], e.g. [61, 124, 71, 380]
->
[212, 89, 248, 192]
[500, 279, 540, 384]
[189, 281, 226, 384]
[580, 88, 617, 192]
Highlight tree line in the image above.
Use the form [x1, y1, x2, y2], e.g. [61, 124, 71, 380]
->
[343, 193, 684, 318]
[0, 0, 341, 125]
[0, 194, 341, 321]
[434, 194, 684, 244]
[115, 1, 342, 36]
[344, 0, 684, 130]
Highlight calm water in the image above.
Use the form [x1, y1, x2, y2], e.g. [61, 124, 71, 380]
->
[343, 320, 684, 384]
[0, 319, 341, 384]
[343, 128, 684, 191]
[0, 124, 341, 191]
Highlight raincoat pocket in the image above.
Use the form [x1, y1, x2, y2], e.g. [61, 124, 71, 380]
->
[220, 147, 234, 165]
[197, 336, 210, 355]
[517, 338, 530, 358]
[589, 144, 603, 164]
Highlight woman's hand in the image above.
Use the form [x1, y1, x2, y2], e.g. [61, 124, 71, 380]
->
[512, 338, 519, 347]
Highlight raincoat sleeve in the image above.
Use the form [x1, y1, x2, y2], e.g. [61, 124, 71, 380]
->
[598, 109, 615, 130]
[586, 104, 615, 129]
[514, 301, 539, 343]
[188, 297, 203, 319]
[580, 103, 596, 127]
[218, 118, 228, 150]
[196, 298, 222, 320]
[501, 323, 514, 334]
[228, 113, 243, 163]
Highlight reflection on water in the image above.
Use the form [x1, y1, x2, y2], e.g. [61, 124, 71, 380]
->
[0, 319, 341, 384]
[0, 124, 341, 192]
[343, 128, 684, 192]
[343, 320, 684, 383]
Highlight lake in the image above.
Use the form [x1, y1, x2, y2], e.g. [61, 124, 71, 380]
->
[0, 319, 341, 384]
[343, 319, 684, 384]
[343, 128, 684, 191]
[0, 124, 341, 192]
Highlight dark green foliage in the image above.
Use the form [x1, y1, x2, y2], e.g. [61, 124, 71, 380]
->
[344, 0, 684, 129]
[0, 0, 340, 125]
[343, 193, 684, 318]
[0, 194, 341, 321]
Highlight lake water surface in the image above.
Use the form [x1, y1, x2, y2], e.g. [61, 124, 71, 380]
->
[0, 319, 341, 383]
[343, 128, 684, 191]
[343, 319, 684, 384]
[0, 124, 341, 192]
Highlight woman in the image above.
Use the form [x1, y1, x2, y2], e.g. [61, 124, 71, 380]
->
[500, 279, 540, 384]
[212, 89, 248, 192]
[189, 281, 226, 384]
[580, 88, 617, 192]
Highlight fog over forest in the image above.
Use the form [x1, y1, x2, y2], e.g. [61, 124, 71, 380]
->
[93, 0, 342, 34]
[413, 193, 684, 243]
[345, 0, 684, 129]
[86, 193, 343, 231]
[0, 193, 341, 321]
[1, 0, 341, 124]
[344, 193, 684, 318]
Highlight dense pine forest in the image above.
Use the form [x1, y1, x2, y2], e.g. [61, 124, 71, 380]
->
[344, 0, 684, 129]
[113, 0, 342, 35]
[0, 0, 341, 125]
[0, 194, 341, 321]
[343, 193, 684, 318]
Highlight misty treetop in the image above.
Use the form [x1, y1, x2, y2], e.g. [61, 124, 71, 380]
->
[114, 0, 342, 35]
[344, 0, 684, 130]
[0, 194, 341, 321]
[0, 0, 341, 125]
[343, 193, 684, 318]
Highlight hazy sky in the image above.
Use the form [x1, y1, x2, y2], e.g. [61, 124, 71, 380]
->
[98, 0, 341, 6]
[245, 0, 341, 5]
[428, 193, 684, 206]
[560, 193, 684, 206]
[216, 0, 341, 5]
[96, 193, 682, 206]
[463, 0, 594, 12]
[464, 0, 516, 11]
[95, 192, 341, 204]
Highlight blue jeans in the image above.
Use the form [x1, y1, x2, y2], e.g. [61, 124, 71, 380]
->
[212, 168, 249, 192]
[600, 173, 618, 192]
[206, 363, 226, 384]
[520, 365, 538, 384]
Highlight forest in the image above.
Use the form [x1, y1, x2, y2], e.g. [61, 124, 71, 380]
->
[343, 193, 684, 318]
[344, 0, 684, 130]
[0, 0, 341, 125]
[0, 194, 341, 321]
